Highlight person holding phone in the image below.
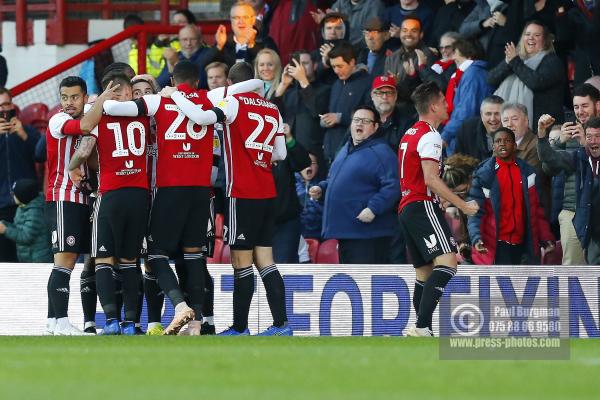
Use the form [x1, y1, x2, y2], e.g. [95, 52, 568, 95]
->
[541, 84, 600, 265]
[0, 88, 40, 262]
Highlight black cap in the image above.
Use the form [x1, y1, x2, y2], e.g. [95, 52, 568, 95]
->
[12, 179, 39, 205]
[363, 17, 390, 32]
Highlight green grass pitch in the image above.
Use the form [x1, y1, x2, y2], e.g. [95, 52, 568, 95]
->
[0, 337, 598, 400]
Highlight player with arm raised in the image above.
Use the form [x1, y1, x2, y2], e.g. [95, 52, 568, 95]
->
[162, 62, 291, 336]
[398, 82, 479, 337]
[68, 73, 150, 335]
[44, 76, 116, 335]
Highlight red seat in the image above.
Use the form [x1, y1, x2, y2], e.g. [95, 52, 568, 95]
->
[315, 239, 339, 264]
[207, 238, 224, 264]
[542, 241, 563, 265]
[221, 244, 231, 264]
[304, 238, 319, 263]
[20, 103, 49, 133]
[215, 213, 224, 238]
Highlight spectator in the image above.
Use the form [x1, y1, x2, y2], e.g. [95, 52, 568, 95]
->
[320, 42, 372, 164]
[0, 179, 52, 263]
[370, 75, 416, 152]
[455, 94, 504, 161]
[314, 0, 385, 47]
[501, 102, 541, 172]
[357, 17, 398, 78]
[542, 84, 600, 265]
[268, 0, 320, 64]
[468, 127, 555, 265]
[150, 9, 197, 78]
[254, 48, 282, 100]
[488, 20, 566, 130]
[459, 0, 526, 68]
[382, 0, 435, 44]
[313, 12, 349, 84]
[310, 105, 400, 264]
[537, 115, 600, 264]
[384, 17, 437, 98]
[441, 153, 480, 263]
[430, 0, 475, 47]
[272, 124, 312, 263]
[441, 38, 493, 155]
[205, 62, 229, 90]
[555, 2, 600, 85]
[296, 153, 324, 240]
[0, 88, 39, 262]
[157, 25, 220, 89]
[274, 49, 330, 158]
[370, 75, 414, 264]
[214, 1, 279, 67]
[418, 31, 460, 93]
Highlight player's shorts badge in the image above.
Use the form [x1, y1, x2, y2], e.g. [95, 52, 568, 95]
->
[67, 236, 76, 246]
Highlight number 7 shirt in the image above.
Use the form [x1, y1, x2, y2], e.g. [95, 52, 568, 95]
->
[90, 115, 150, 194]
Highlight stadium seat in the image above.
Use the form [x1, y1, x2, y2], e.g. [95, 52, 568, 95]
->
[215, 213, 224, 238]
[207, 238, 224, 264]
[304, 238, 319, 263]
[315, 239, 339, 264]
[221, 244, 231, 264]
[542, 241, 563, 265]
[20, 103, 49, 133]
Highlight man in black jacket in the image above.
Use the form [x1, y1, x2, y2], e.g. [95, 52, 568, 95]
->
[214, 1, 278, 67]
[455, 94, 503, 161]
[357, 17, 398, 79]
[272, 124, 312, 263]
[273, 49, 331, 161]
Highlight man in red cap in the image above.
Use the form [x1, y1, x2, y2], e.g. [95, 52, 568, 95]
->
[370, 75, 417, 153]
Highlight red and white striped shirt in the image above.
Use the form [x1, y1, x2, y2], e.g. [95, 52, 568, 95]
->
[46, 112, 89, 204]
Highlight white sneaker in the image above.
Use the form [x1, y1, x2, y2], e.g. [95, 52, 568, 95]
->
[53, 318, 92, 336]
[404, 324, 433, 337]
[44, 318, 57, 335]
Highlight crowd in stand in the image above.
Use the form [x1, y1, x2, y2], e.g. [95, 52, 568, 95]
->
[1, 0, 600, 266]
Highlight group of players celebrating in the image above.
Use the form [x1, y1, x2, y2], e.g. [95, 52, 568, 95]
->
[44, 54, 478, 337]
[45, 61, 290, 336]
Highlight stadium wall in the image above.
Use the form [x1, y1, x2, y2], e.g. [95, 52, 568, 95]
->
[3, 19, 126, 89]
[0, 263, 598, 337]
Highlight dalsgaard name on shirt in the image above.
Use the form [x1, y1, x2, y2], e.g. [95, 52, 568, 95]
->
[238, 96, 277, 109]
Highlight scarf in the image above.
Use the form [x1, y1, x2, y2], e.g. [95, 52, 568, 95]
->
[494, 51, 547, 129]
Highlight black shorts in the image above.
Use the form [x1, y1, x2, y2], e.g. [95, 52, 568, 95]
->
[224, 197, 276, 250]
[398, 200, 457, 268]
[46, 201, 91, 254]
[148, 186, 210, 253]
[92, 187, 149, 260]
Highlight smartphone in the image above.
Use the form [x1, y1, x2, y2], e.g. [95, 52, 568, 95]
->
[564, 110, 577, 124]
[0, 109, 16, 121]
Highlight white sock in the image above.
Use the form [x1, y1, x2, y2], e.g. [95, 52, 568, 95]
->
[135, 323, 141, 328]
[203, 316, 214, 325]
[148, 322, 161, 330]
[55, 317, 69, 328]
[84, 321, 96, 330]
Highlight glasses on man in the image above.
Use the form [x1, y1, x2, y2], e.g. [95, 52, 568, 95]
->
[373, 90, 395, 98]
[352, 117, 375, 125]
